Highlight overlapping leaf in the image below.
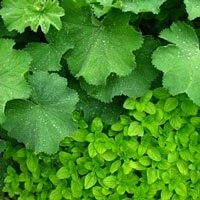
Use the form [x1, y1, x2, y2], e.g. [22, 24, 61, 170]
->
[152, 22, 200, 105]
[184, 0, 200, 20]
[62, 0, 143, 85]
[0, 0, 65, 33]
[89, 0, 116, 17]
[25, 28, 73, 72]
[0, 39, 31, 124]
[3, 72, 79, 154]
[80, 36, 159, 102]
[88, 0, 167, 15]
[119, 0, 167, 14]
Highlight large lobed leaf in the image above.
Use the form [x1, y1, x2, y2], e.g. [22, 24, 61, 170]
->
[62, 0, 143, 85]
[3, 72, 79, 154]
[25, 27, 73, 72]
[152, 22, 200, 105]
[80, 36, 159, 103]
[0, 0, 65, 33]
[0, 39, 31, 124]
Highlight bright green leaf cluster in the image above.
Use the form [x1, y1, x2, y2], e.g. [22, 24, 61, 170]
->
[0, 0, 65, 33]
[3, 89, 200, 199]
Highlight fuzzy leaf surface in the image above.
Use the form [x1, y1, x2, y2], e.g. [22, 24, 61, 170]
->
[62, 1, 143, 85]
[152, 22, 200, 105]
[184, 0, 200, 20]
[3, 72, 79, 154]
[0, 39, 31, 124]
[80, 36, 159, 102]
[0, 0, 65, 33]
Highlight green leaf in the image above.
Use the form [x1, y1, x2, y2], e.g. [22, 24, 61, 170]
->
[147, 147, 161, 161]
[25, 29, 72, 71]
[56, 167, 70, 179]
[122, 161, 132, 175]
[49, 187, 62, 200]
[80, 36, 158, 102]
[62, 1, 143, 85]
[153, 88, 170, 100]
[176, 160, 188, 176]
[139, 156, 151, 166]
[184, 0, 200, 20]
[26, 152, 39, 173]
[0, 39, 31, 124]
[164, 97, 179, 112]
[59, 151, 72, 166]
[129, 161, 146, 170]
[116, 185, 126, 195]
[120, 0, 167, 14]
[94, 141, 107, 154]
[91, 0, 116, 17]
[147, 168, 158, 184]
[175, 183, 187, 196]
[103, 175, 117, 188]
[128, 121, 144, 136]
[92, 186, 104, 199]
[179, 149, 194, 162]
[0, 0, 65, 33]
[76, 88, 123, 124]
[3, 72, 79, 154]
[181, 99, 198, 116]
[170, 114, 183, 130]
[161, 186, 173, 200]
[137, 144, 148, 156]
[144, 102, 156, 114]
[123, 98, 136, 110]
[177, 124, 194, 147]
[71, 179, 83, 198]
[168, 152, 179, 163]
[110, 160, 121, 174]
[101, 150, 117, 161]
[90, 117, 103, 133]
[152, 22, 200, 105]
[88, 143, 97, 158]
[84, 172, 97, 189]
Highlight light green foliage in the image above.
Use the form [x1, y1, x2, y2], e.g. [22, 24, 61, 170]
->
[80, 36, 158, 102]
[0, 39, 31, 124]
[0, 0, 65, 33]
[120, 0, 167, 14]
[152, 22, 200, 105]
[62, 0, 143, 85]
[3, 89, 200, 199]
[89, 0, 167, 16]
[184, 0, 200, 20]
[3, 72, 79, 154]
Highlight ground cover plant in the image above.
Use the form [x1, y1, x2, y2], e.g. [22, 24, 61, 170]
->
[0, 0, 200, 199]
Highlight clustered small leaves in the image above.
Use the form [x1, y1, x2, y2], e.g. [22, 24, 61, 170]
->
[2, 89, 200, 199]
[0, 0, 200, 154]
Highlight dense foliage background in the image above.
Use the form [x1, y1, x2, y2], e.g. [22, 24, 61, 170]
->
[0, 0, 200, 199]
